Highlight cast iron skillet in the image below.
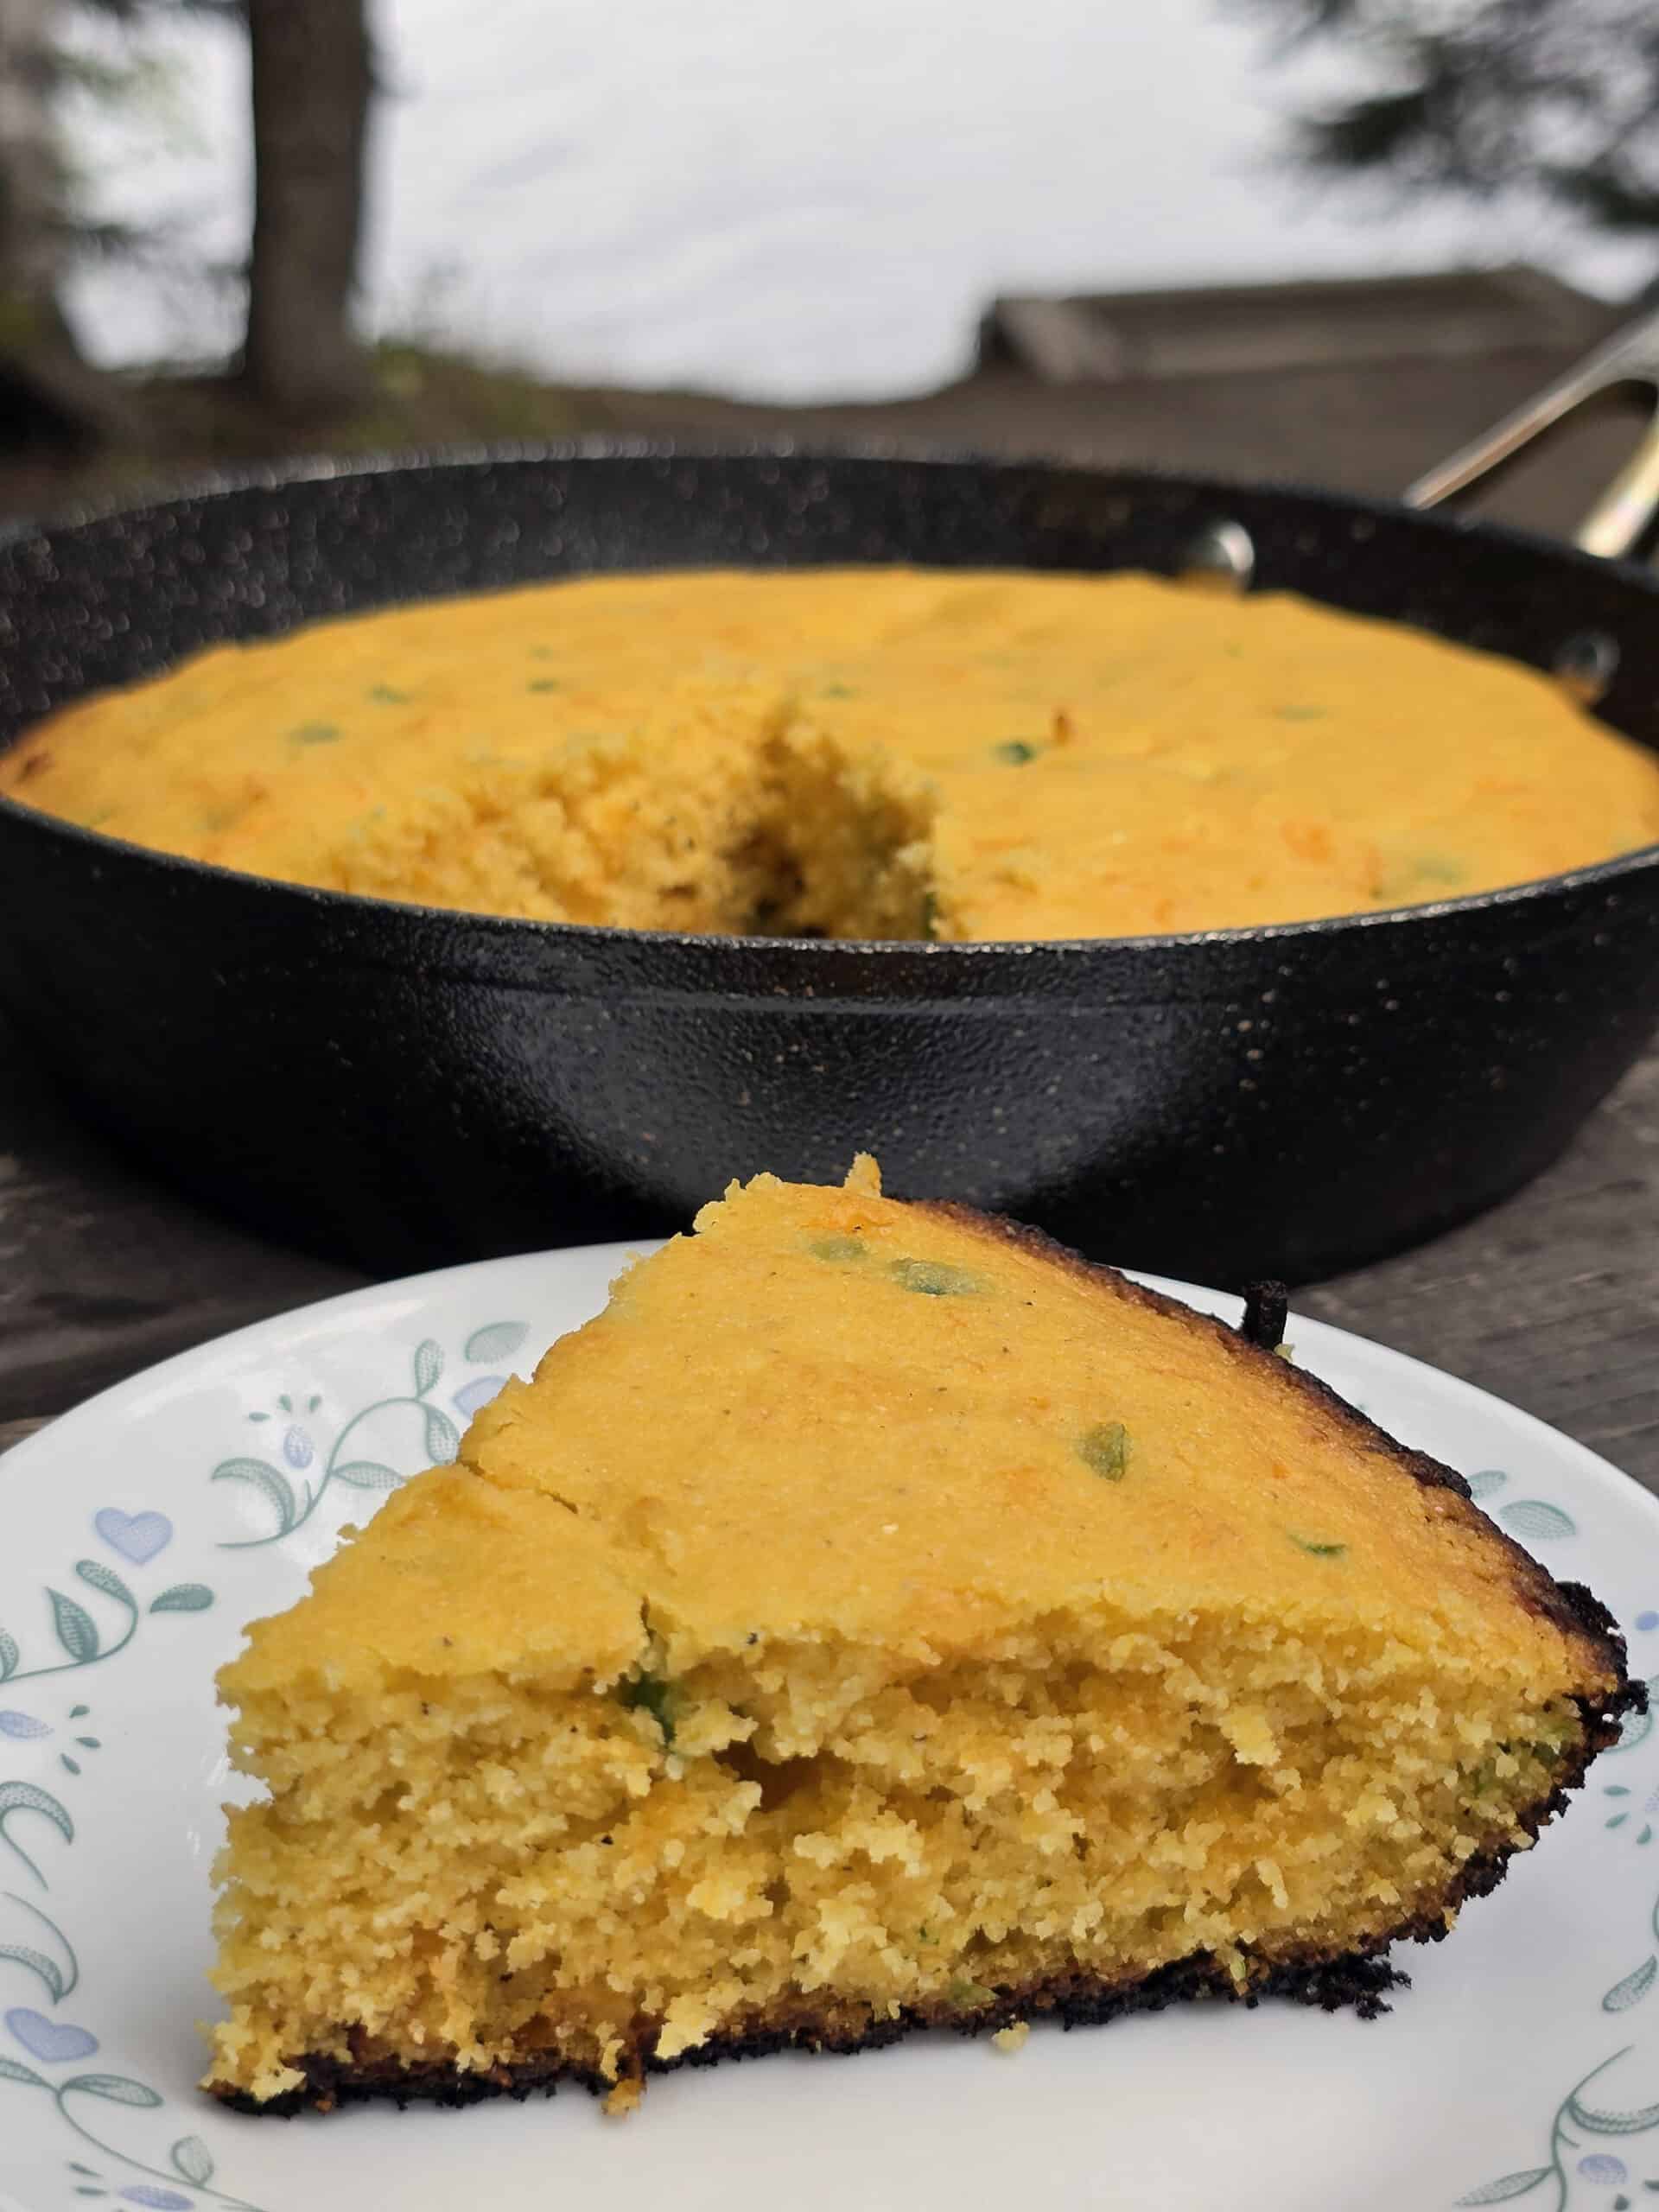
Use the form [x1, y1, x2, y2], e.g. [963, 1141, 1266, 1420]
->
[2, 328, 1659, 1287]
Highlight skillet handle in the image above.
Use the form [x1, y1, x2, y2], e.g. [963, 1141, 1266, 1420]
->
[1402, 303, 1659, 560]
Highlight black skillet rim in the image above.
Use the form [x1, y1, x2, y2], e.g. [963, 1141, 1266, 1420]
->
[2, 435, 1657, 962]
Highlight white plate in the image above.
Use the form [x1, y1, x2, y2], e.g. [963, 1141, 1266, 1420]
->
[3, 1249, 1659, 2212]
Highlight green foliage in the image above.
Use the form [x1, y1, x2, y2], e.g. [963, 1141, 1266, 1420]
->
[1236, 0, 1659, 245]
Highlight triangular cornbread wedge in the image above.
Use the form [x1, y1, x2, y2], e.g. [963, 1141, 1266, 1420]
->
[205, 1160, 1637, 2114]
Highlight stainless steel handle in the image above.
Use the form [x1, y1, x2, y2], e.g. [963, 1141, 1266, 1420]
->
[1403, 303, 1659, 561]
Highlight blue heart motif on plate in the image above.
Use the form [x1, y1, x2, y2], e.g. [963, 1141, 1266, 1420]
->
[5, 2006, 99, 2062]
[92, 1508, 173, 1565]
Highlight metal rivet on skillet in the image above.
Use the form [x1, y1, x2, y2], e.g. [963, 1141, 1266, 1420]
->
[1554, 629, 1619, 706]
[1179, 519, 1255, 594]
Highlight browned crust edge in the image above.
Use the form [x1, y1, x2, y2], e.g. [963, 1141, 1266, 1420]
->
[206, 1721, 1624, 2118]
[913, 1199, 1641, 1693]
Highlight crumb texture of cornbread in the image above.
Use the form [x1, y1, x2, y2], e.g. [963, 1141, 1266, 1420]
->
[206, 1159, 1637, 2113]
[8, 568, 1659, 938]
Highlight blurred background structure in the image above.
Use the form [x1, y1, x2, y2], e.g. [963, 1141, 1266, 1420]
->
[0, 0, 1654, 528]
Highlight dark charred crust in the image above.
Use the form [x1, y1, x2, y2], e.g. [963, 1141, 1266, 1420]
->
[208, 2044, 617, 2117]
[207, 1944, 1414, 2118]
[912, 1199, 1634, 1694]
[1557, 1577, 1642, 1696]
[207, 1719, 1624, 2120]
[1239, 1280, 1289, 1352]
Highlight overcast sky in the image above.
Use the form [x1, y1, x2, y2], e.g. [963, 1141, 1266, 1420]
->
[67, 0, 1653, 401]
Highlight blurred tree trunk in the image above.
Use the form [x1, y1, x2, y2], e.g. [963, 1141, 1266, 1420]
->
[0, 0, 67, 353]
[0, 0, 137, 451]
[0, 0, 129, 444]
[242, 0, 373, 423]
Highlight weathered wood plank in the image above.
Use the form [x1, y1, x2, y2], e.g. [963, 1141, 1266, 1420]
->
[0, 1015, 365, 1425]
[1299, 1052, 1659, 1497]
[3, 1005, 1658, 1500]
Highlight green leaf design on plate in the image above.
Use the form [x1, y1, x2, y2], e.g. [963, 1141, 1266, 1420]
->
[0, 1633, 16, 1682]
[73, 1561, 134, 1612]
[1613, 1697, 1657, 1755]
[1497, 1499, 1575, 1541]
[465, 1321, 528, 1364]
[60, 2072, 163, 2107]
[0, 1892, 77, 1998]
[0, 2053, 47, 2087]
[1454, 2171, 1554, 2205]
[149, 1586, 214, 1614]
[413, 1338, 444, 1395]
[0, 1781, 73, 1885]
[1605, 1958, 1658, 2012]
[211, 1458, 297, 1537]
[332, 1462, 404, 1491]
[170, 2134, 214, 2185]
[48, 1592, 98, 1664]
[1465, 1468, 1509, 1503]
[0, 1938, 64, 2001]
[423, 1408, 461, 1464]
[1567, 2089, 1659, 2134]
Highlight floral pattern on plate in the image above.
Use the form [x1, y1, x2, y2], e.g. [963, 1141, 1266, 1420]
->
[1, 1248, 1656, 2212]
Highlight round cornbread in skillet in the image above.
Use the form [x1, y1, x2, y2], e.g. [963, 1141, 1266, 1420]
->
[9, 567, 1659, 939]
[205, 1160, 1637, 2115]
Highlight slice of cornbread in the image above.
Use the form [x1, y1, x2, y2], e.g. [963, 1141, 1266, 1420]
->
[205, 1160, 1637, 2115]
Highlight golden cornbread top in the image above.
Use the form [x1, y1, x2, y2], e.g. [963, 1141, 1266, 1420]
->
[7, 566, 1659, 939]
[225, 1160, 1612, 1701]
[240, 1469, 652, 1692]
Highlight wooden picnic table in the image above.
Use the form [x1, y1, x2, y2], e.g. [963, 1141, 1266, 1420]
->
[3, 1005, 1658, 1495]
